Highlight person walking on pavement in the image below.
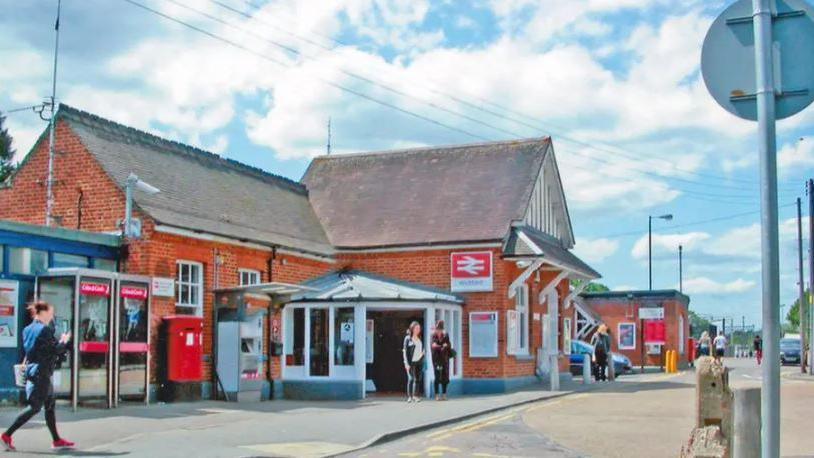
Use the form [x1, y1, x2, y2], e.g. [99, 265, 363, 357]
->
[713, 331, 727, 361]
[697, 331, 712, 358]
[403, 321, 425, 403]
[431, 320, 452, 401]
[753, 334, 763, 365]
[2, 301, 75, 452]
[591, 324, 612, 382]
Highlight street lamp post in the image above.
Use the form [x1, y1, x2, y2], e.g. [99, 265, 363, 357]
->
[649, 214, 673, 290]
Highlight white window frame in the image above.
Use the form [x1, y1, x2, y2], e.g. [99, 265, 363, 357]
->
[510, 284, 530, 355]
[618, 322, 637, 350]
[238, 268, 261, 286]
[176, 260, 204, 316]
[563, 318, 572, 355]
[679, 315, 685, 354]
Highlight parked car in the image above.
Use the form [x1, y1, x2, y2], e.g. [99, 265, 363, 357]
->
[569, 340, 632, 376]
[780, 338, 802, 365]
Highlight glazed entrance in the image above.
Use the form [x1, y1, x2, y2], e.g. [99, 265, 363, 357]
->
[366, 310, 424, 395]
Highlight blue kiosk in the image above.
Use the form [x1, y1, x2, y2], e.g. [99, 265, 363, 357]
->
[0, 220, 120, 403]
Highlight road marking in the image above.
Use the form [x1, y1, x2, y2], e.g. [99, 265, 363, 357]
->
[241, 441, 354, 457]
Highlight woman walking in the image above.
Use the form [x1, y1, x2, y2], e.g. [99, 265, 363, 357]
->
[402, 321, 425, 403]
[697, 331, 712, 358]
[753, 334, 763, 365]
[2, 301, 75, 452]
[591, 324, 612, 382]
[431, 320, 452, 400]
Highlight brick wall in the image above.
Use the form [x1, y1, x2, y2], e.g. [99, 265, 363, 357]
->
[582, 294, 690, 367]
[0, 121, 132, 231]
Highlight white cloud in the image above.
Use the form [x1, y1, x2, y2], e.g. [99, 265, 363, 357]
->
[631, 231, 711, 260]
[682, 277, 756, 295]
[778, 137, 814, 174]
[573, 237, 619, 263]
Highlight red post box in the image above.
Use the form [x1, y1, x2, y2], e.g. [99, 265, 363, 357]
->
[164, 315, 203, 382]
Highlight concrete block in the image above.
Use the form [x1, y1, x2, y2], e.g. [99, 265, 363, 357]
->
[681, 425, 729, 458]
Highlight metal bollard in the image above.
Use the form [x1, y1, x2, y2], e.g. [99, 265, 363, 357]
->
[583, 353, 593, 384]
[732, 387, 761, 458]
[607, 352, 616, 381]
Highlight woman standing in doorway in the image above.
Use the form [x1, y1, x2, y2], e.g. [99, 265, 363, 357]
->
[431, 320, 451, 400]
[403, 321, 425, 403]
[2, 301, 75, 452]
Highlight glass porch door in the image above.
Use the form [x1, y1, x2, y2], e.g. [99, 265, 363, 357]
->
[37, 277, 75, 398]
[116, 281, 149, 402]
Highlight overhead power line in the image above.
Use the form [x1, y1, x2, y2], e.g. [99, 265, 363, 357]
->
[123, 0, 489, 142]
[126, 0, 803, 206]
[228, 0, 784, 190]
[592, 202, 797, 240]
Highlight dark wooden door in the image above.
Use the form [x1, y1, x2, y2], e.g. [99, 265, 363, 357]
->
[368, 312, 423, 394]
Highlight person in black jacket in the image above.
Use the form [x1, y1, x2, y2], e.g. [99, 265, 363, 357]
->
[431, 320, 452, 400]
[2, 301, 75, 451]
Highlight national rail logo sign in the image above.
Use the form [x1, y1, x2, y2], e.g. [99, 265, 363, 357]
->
[450, 251, 493, 292]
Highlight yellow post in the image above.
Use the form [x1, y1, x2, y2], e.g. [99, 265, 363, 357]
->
[673, 349, 680, 373]
[667, 350, 676, 373]
[665, 350, 672, 373]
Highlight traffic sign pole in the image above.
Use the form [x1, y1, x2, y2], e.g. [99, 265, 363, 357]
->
[753, 1, 781, 455]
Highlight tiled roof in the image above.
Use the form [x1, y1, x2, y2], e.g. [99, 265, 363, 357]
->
[302, 138, 551, 248]
[503, 224, 600, 279]
[58, 105, 333, 256]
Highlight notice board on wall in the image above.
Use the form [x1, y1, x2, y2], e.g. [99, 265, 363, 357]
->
[469, 311, 498, 358]
[0, 280, 19, 348]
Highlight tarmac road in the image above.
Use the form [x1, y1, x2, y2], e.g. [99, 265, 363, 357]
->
[350, 358, 814, 458]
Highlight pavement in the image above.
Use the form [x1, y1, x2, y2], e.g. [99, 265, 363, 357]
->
[0, 377, 590, 457]
[352, 358, 814, 458]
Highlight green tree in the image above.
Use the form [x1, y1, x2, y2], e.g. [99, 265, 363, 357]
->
[689, 311, 711, 339]
[784, 289, 811, 340]
[0, 112, 15, 183]
[572, 280, 610, 293]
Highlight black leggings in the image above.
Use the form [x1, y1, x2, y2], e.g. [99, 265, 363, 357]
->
[407, 361, 423, 398]
[5, 379, 60, 441]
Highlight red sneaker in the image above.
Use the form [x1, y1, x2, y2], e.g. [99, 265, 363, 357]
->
[52, 438, 75, 450]
[1, 433, 15, 452]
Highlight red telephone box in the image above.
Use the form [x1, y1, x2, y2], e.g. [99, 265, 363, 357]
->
[164, 315, 203, 382]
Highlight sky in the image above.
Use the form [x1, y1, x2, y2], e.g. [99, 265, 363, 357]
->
[2, 0, 814, 329]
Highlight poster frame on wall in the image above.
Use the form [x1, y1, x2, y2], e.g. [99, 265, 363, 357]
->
[618, 322, 636, 350]
[0, 280, 19, 348]
[469, 311, 498, 358]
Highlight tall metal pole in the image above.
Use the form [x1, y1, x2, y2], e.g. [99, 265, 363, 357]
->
[808, 179, 814, 374]
[753, 0, 780, 455]
[44, 0, 61, 227]
[679, 244, 683, 293]
[648, 216, 653, 290]
[798, 197, 808, 373]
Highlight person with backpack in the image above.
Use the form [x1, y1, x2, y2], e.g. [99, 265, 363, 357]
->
[591, 324, 612, 382]
[3, 301, 75, 452]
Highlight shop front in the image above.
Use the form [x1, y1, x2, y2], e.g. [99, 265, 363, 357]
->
[280, 271, 463, 400]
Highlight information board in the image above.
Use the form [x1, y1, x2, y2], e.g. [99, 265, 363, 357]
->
[0, 280, 18, 348]
[469, 311, 498, 357]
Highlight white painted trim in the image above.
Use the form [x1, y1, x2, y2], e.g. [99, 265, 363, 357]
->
[563, 281, 589, 309]
[336, 242, 502, 254]
[153, 224, 336, 263]
[508, 259, 544, 298]
[538, 271, 568, 304]
[516, 231, 543, 255]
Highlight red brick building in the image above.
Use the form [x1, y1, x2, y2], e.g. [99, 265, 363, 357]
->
[0, 105, 600, 401]
[578, 290, 691, 368]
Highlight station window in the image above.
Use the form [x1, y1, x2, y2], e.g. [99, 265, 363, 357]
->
[286, 308, 305, 366]
[9, 247, 48, 275]
[334, 307, 355, 366]
[310, 308, 329, 376]
[53, 253, 89, 268]
[238, 269, 261, 286]
[511, 284, 530, 354]
[176, 260, 203, 315]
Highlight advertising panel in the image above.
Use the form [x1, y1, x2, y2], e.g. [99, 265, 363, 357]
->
[469, 311, 498, 357]
[0, 280, 19, 348]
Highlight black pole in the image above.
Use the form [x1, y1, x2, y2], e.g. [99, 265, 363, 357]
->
[798, 196, 807, 373]
[679, 245, 683, 293]
[648, 216, 653, 290]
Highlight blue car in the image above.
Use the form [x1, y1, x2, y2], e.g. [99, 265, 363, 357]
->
[780, 338, 802, 365]
[569, 340, 632, 376]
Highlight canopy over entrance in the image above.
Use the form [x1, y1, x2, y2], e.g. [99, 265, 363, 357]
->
[289, 270, 463, 304]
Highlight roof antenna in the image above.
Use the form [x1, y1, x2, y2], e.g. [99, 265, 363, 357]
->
[326, 116, 332, 155]
[45, 0, 62, 226]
